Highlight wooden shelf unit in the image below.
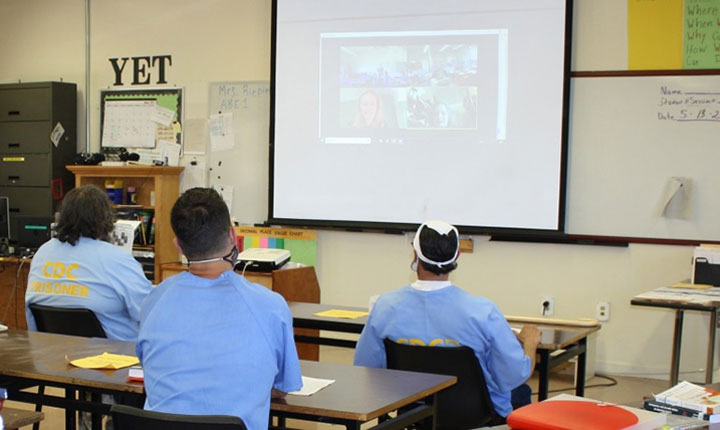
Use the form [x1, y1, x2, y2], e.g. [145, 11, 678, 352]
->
[66, 165, 184, 281]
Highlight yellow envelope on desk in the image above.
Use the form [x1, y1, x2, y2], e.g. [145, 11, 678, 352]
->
[314, 309, 369, 319]
[669, 282, 713, 290]
[68, 352, 139, 369]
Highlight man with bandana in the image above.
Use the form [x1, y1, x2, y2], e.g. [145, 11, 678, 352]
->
[354, 220, 540, 419]
[136, 188, 302, 429]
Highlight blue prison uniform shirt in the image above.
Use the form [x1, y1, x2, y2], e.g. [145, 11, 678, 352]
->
[25, 237, 152, 341]
[353, 285, 531, 417]
[137, 270, 302, 430]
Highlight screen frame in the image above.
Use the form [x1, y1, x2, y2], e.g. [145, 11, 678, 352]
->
[268, 0, 573, 236]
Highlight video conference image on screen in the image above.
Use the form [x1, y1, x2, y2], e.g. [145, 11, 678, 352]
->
[319, 30, 506, 146]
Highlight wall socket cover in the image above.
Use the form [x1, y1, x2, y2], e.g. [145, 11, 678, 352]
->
[541, 296, 554, 316]
[596, 301, 610, 322]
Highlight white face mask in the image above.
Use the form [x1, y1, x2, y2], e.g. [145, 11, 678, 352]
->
[412, 221, 459, 268]
[410, 258, 418, 272]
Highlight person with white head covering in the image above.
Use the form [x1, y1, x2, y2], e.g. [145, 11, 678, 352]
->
[354, 220, 541, 420]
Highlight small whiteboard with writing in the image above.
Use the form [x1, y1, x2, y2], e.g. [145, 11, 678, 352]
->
[207, 81, 270, 223]
[566, 75, 720, 241]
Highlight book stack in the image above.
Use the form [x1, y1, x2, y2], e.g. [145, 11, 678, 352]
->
[644, 380, 720, 423]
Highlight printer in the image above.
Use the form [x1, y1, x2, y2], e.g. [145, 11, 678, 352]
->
[235, 248, 291, 272]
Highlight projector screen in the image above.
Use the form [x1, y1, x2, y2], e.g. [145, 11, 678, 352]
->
[270, 0, 571, 233]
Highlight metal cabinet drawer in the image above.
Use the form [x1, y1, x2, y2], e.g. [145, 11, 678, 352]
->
[0, 87, 52, 121]
[0, 154, 50, 186]
[0, 122, 51, 153]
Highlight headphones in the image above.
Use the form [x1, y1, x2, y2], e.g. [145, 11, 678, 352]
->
[73, 152, 105, 165]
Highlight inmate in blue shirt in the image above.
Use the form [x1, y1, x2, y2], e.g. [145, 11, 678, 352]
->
[353, 285, 531, 417]
[25, 237, 152, 341]
[137, 270, 302, 430]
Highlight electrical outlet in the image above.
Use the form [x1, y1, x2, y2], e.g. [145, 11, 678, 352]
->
[596, 301, 610, 322]
[541, 296, 554, 316]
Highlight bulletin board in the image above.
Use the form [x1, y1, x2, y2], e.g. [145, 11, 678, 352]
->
[99, 87, 184, 154]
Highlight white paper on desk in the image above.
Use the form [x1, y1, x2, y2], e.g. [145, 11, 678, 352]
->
[151, 106, 174, 127]
[209, 113, 235, 152]
[111, 220, 141, 254]
[288, 376, 335, 396]
[660, 177, 692, 219]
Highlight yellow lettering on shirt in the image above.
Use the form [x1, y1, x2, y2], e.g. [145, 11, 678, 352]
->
[30, 261, 89, 297]
[394, 337, 460, 347]
[42, 262, 53, 277]
[30, 281, 90, 298]
[66, 264, 79, 280]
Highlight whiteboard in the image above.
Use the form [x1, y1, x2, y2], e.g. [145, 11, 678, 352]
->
[207, 81, 270, 224]
[566, 75, 720, 241]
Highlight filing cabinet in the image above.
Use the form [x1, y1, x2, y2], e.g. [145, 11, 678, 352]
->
[0, 82, 76, 240]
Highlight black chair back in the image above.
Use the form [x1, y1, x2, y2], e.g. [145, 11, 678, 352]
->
[29, 304, 107, 338]
[383, 338, 504, 429]
[111, 405, 247, 430]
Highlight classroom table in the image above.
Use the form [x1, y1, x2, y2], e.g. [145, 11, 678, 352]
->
[1, 407, 44, 430]
[289, 301, 601, 401]
[0, 329, 455, 430]
[631, 286, 720, 386]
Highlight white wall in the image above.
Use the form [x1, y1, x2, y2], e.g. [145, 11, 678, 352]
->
[0, 0, 713, 379]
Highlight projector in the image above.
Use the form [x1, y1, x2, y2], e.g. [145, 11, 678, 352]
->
[235, 248, 291, 272]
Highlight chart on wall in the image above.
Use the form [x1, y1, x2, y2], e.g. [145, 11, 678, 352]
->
[100, 88, 184, 163]
[628, 0, 720, 70]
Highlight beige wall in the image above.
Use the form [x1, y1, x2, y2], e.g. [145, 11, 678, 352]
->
[0, 0, 712, 379]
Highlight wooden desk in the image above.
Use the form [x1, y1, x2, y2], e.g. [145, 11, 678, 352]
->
[631, 286, 720, 386]
[1, 407, 44, 430]
[0, 330, 454, 430]
[289, 302, 601, 401]
[0, 257, 30, 330]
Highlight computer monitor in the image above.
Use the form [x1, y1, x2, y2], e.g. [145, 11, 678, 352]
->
[0, 197, 9, 240]
[16, 216, 53, 251]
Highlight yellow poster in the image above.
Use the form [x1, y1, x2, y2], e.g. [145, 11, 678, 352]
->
[628, 0, 684, 69]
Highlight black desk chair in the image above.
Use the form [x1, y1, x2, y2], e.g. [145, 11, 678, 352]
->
[29, 304, 107, 338]
[111, 405, 247, 430]
[383, 338, 505, 430]
[28, 304, 107, 430]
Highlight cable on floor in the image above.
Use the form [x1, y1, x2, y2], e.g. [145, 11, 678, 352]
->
[532, 373, 618, 396]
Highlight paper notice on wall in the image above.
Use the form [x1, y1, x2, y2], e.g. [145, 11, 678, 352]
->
[180, 160, 207, 192]
[213, 184, 234, 212]
[159, 140, 181, 166]
[50, 122, 65, 147]
[660, 176, 692, 219]
[151, 106, 175, 127]
[209, 113, 235, 152]
[184, 118, 207, 154]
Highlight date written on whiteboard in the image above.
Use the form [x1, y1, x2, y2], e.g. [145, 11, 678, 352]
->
[657, 86, 720, 122]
